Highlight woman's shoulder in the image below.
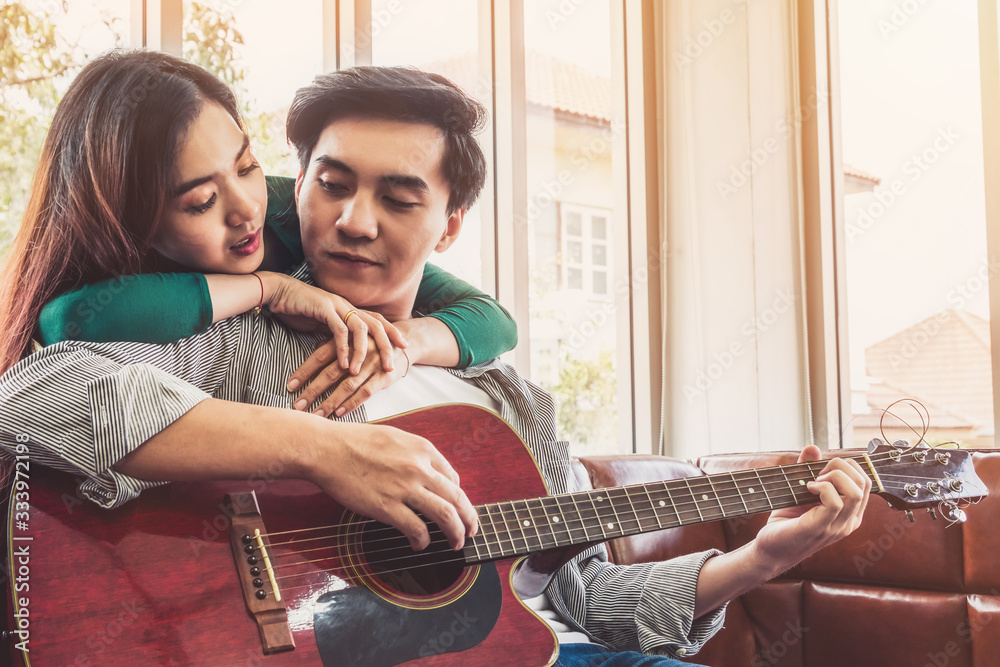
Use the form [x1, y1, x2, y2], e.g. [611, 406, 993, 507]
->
[265, 175, 302, 262]
[266, 175, 297, 221]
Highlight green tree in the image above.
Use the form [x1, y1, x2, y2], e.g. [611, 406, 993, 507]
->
[548, 349, 618, 453]
[182, 2, 294, 177]
[182, 1, 246, 90]
[0, 1, 76, 254]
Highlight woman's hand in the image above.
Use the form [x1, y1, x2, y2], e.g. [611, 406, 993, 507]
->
[288, 335, 410, 418]
[260, 272, 406, 375]
[286, 317, 462, 417]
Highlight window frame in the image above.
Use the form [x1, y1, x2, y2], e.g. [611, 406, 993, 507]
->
[135, 0, 660, 455]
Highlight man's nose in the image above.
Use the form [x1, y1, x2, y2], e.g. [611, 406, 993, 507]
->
[336, 195, 378, 240]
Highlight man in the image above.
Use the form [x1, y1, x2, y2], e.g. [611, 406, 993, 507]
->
[0, 67, 870, 665]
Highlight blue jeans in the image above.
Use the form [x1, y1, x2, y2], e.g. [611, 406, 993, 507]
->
[554, 643, 707, 667]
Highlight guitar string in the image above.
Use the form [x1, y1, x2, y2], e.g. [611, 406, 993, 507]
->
[251, 466, 981, 567]
[250, 473, 984, 595]
[253, 461, 984, 572]
[250, 419, 971, 598]
[256, 465, 982, 565]
[261, 471, 973, 597]
[248, 451, 972, 547]
[251, 454, 859, 542]
[264, 473, 818, 560]
[236, 453, 979, 586]
[257, 464, 833, 551]
[250, 399, 941, 550]
[264, 475, 978, 574]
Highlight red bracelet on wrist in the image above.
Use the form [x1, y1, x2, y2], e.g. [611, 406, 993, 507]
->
[251, 273, 264, 314]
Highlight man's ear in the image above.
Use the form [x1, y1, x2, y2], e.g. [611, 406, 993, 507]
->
[294, 170, 304, 207]
[434, 207, 466, 253]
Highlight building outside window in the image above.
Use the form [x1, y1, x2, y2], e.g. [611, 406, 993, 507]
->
[836, 0, 994, 447]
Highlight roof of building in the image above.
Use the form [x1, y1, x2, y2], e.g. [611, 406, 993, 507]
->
[851, 375, 980, 433]
[863, 308, 993, 435]
[843, 163, 881, 185]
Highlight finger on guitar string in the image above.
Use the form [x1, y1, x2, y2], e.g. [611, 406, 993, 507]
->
[807, 467, 870, 536]
[402, 482, 473, 552]
[419, 463, 479, 542]
[430, 453, 477, 537]
[307, 422, 477, 552]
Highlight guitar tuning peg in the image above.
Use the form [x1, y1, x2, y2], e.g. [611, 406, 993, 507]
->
[927, 508, 937, 520]
[904, 510, 916, 523]
[944, 505, 967, 523]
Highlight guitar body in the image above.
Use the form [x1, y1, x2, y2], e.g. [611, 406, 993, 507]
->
[8, 405, 560, 667]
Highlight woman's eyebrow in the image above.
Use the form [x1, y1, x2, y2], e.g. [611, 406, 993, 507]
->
[173, 134, 251, 197]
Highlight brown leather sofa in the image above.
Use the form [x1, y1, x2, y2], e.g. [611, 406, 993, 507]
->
[576, 449, 1000, 667]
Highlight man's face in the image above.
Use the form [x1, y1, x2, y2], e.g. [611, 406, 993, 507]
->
[295, 117, 464, 320]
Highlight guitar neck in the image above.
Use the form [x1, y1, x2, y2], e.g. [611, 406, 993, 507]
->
[465, 456, 873, 563]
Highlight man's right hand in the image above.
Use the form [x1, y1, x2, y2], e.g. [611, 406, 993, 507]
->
[307, 421, 478, 551]
[117, 400, 477, 553]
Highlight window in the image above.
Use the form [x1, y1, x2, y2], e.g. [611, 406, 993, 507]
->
[835, 0, 994, 447]
[523, 0, 629, 455]
[0, 0, 653, 457]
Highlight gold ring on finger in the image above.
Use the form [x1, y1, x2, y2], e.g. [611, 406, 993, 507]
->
[344, 310, 359, 326]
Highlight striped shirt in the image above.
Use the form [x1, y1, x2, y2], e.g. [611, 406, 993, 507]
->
[0, 282, 726, 659]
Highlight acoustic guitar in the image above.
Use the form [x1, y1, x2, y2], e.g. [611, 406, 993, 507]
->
[5, 404, 985, 666]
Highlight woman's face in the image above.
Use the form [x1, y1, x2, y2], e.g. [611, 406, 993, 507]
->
[153, 101, 267, 273]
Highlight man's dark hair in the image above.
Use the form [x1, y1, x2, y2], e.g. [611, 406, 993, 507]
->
[286, 66, 488, 214]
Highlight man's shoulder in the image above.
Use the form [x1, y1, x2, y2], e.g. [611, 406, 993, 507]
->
[447, 360, 557, 424]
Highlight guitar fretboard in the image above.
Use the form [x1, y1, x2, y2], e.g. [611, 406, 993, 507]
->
[464, 458, 870, 563]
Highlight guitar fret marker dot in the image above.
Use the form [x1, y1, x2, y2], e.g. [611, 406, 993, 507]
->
[551, 516, 560, 522]
[523, 520, 530, 527]
[607, 523, 614, 529]
[799, 480, 806, 485]
[749, 488, 755, 493]
[597, 496, 605, 502]
[659, 501, 666, 507]
[701, 494, 709, 501]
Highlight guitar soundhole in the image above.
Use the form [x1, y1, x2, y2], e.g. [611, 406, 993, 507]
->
[361, 520, 464, 596]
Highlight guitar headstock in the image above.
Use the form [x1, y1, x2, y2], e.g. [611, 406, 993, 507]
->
[866, 440, 987, 522]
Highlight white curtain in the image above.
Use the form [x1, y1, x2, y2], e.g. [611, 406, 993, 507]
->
[654, 0, 811, 458]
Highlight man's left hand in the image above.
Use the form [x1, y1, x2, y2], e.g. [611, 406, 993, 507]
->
[289, 335, 407, 418]
[751, 445, 871, 576]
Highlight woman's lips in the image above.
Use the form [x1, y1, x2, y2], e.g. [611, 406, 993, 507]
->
[230, 230, 261, 256]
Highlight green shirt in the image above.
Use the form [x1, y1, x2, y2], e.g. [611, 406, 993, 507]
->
[39, 176, 516, 367]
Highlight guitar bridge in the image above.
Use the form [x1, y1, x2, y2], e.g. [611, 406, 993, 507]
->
[227, 491, 295, 654]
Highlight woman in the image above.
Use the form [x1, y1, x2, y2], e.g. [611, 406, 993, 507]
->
[0, 50, 515, 417]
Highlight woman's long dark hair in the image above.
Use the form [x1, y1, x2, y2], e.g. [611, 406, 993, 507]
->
[0, 49, 244, 373]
